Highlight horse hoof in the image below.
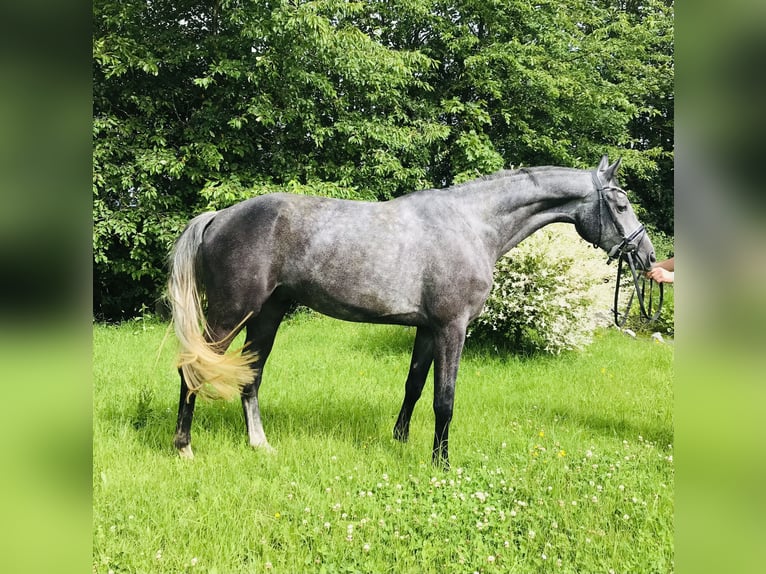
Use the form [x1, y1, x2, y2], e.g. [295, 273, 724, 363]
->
[178, 445, 194, 459]
[393, 430, 409, 443]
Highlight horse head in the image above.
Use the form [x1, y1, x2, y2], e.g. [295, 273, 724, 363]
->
[576, 155, 656, 271]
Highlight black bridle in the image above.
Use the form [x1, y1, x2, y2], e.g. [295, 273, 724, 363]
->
[591, 171, 663, 327]
[591, 171, 646, 261]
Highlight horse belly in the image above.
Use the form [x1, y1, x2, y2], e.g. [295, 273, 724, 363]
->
[281, 247, 426, 325]
[284, 274, 424, 325]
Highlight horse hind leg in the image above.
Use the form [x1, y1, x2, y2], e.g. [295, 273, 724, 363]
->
[241, 299, 289, 453]
[172, 317, 250, 459]
[174, 368, 197, 458]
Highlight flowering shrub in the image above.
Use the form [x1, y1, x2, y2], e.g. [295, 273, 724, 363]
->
[469, 224, 614, 354]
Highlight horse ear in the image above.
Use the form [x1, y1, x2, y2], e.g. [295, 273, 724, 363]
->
[604, 156, 622, 181]
[597, 155, 609, 171]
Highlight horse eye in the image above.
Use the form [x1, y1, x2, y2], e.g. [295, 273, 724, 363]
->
[616, 205, 628, 213]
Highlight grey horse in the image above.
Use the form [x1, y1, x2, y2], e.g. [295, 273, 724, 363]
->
[167, 155, 655, 467]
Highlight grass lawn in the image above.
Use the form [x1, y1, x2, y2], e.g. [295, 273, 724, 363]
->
[93, 313, 673, 573]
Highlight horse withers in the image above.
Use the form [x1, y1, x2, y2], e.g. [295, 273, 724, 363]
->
[167, 155, 655, 468]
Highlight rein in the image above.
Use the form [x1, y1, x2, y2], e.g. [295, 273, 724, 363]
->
[612, 251, 664, 327]
[590, 171, 664, 326]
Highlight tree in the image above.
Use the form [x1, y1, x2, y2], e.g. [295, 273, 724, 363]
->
[93, 0, 446, 318]
[94, 0, 673, 320]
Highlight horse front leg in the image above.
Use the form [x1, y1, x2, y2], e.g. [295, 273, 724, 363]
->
[174, 369, 197, 458]
[431, 321, 467, 470]
[393, 327, 434, 443]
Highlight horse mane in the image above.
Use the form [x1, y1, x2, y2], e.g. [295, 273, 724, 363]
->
[448, 166, 573, 192]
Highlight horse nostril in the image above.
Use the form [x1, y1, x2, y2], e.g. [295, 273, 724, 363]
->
[649, 252, 656, 264]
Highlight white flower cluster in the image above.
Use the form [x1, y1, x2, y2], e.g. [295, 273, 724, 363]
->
[470, 223, 614, 354]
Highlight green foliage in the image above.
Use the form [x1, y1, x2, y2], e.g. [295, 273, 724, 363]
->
[94, 0, 674, 319]
[469, 224, 615, 354]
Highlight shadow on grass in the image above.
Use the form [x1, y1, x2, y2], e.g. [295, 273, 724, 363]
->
[111, 385, 401, 455]
[347, 324, 415, 357]
[117, 391, 672, 463]
[111, 342, 670, 457]
[462, 334, 571, 362]
[345, 322, 557, 364]
[543, 407, 673, 448]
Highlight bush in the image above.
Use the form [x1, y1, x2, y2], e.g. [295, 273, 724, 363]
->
[469, 224, 615, 354]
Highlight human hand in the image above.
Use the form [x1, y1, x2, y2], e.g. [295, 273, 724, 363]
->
[646, 267, 674, 284]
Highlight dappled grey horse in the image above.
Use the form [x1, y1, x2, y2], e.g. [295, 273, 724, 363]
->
[168, 155, 656, 467]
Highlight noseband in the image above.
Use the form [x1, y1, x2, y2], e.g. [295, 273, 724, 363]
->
[591, 171, 663, 326]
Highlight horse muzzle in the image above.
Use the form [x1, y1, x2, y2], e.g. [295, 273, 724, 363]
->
[607, 225, 654, 271]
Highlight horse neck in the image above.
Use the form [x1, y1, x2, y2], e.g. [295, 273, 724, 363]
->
[459, 168, 591, 259]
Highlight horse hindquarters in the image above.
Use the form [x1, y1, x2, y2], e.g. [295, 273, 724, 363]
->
[168, 211, 259, 458]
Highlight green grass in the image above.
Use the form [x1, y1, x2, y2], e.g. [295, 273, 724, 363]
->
[93, 313, 673, 573]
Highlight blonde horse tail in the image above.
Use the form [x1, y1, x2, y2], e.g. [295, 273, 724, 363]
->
[167, 211, 256, 401]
